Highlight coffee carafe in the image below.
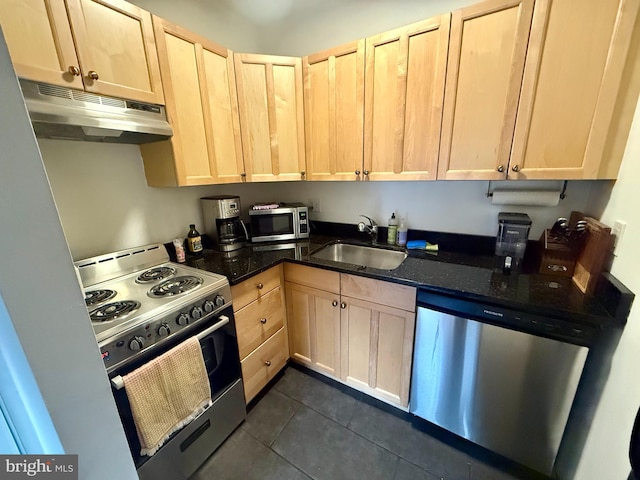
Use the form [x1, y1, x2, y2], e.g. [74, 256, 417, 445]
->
[201, 196, 248, 251]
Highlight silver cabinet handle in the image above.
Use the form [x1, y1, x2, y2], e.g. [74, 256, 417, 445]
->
[264, 360, 272, 367]
[87, 70, 99, 80]
[332, 300, 338, 307]
[257, 283, 264, 290]
[512, 164, 520, 172]
[260, 318, 267, 324]
[340, 302, 346, 309]
[497, 165, 505, 173]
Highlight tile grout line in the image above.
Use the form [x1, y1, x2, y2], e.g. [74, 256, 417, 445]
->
[273, 372, 492, 480]
[274, 384, 440, 480]
[264, 395, 325, 480]
[267, 396, 304, 448]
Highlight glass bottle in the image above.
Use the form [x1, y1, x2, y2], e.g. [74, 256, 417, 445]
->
[187, 224, 203, 254]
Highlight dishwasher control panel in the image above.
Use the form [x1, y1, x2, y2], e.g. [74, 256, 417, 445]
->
[417, 289, 596, 347]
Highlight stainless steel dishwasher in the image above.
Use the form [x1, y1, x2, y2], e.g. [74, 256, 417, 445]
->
[410, 289, 591, 476]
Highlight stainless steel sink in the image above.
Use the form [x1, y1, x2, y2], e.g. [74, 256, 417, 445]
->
[311, 243, 407, 270]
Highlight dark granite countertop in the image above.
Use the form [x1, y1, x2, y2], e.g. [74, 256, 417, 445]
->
[182, 228, 633, 334]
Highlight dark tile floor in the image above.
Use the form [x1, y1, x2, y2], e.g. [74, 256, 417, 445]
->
[190, 365, 530, 480]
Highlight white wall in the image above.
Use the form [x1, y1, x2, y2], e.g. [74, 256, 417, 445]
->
[39, 139, 604, 260]
[0, 31, 137, 479]
[129, 0, 262, 52]
[130, 0, 474, 56]
[572, 98, 640, 480]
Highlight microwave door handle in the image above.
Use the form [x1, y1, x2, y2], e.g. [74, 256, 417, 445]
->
[240, 220, 249, 241]
[110, 315, 231, 390]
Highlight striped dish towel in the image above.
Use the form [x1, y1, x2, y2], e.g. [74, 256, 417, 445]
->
[122, 336, 212, 457]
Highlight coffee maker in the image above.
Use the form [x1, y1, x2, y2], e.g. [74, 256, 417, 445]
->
[201, 196, 248, 252]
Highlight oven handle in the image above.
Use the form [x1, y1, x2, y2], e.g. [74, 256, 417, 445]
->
[110, 315, 230, 390]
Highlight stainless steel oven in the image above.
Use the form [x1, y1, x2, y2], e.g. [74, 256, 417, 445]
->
[109, 306, 244, 480]
[249, 203, 309, 243]
[75, 244, 246, 480]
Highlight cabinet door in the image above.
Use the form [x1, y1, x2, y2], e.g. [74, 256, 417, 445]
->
[142, 17, 244, 187]
[285, 282, 341, 378]
[200, 39, 245, 184]
[438, 0, 534, 180]
[304, 41, 365, 181]
[364, 15, 450, 181]
[510, 0, 640, 179]
[66, 0, 164, 104]
[143, 18, 209, 186]
[234, 53, 306, 182]
[341, 296, 415, 407]
[0, 0, 83, 89]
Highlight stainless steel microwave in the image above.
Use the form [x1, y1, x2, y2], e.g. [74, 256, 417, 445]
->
[249, 203, 309, 243]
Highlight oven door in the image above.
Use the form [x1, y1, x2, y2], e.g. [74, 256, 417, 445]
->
[109, 307, 245, 479]
[249, 208, 297, 242]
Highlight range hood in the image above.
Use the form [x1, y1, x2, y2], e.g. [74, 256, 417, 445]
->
[19, 79, 172, 144]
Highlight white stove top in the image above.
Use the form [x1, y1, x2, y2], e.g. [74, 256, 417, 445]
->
[75, 244, 229, 344]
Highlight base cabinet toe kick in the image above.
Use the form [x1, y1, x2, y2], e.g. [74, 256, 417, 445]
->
[409, 289, 593, 476]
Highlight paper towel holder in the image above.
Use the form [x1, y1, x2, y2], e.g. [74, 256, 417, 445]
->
[486, 180, 568, 200]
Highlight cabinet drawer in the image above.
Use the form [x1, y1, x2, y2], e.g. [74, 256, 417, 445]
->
[340, 274, 416, 312]
[235, 287, 284, 360]
[231, 265, 282, 312]
[284, 263, 340, 293]
[241, 327, 288, 403]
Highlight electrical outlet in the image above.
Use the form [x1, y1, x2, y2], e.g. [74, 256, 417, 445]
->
[612, 220, 627, 255]
[308, 198, 321, 213]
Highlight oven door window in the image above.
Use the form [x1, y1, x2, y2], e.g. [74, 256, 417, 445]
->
[251, 214, 294, 237]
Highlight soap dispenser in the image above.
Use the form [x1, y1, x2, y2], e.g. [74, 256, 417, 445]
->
[387, 213, 398, 245]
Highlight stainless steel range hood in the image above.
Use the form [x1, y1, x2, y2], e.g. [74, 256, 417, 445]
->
[19, 79, 172, 144]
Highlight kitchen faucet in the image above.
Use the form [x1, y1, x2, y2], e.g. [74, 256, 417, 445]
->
[357, 215, 378, 244]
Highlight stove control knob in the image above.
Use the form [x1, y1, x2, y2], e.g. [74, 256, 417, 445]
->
[158, 323, 171, 337]
[213, 295, 225, 307]
[129, 336, 145, 351]
[191, 306, 203, 320]
[176, 313, 190, 326]
[203, 300, 216, 313]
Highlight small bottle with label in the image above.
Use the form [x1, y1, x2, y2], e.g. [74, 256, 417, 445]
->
[187, 224, 203, 255]
[173, 238, 186, 262]
[396, 218, 408, 246]
[387, 213, 398, 245]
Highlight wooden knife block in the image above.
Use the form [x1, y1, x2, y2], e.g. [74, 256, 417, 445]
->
[570, 213, 614, 295]
[539, 230, 577, 277]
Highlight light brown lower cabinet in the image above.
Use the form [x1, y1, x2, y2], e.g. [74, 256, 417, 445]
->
[340, 295, 415, 407]
[285, 280, 341, 378]
[231, 265, 289, 403]
[284, 263, 416, 408]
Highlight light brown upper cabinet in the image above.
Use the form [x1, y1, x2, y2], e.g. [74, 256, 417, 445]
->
[509, 0, 640, 179]
[0, 0, 83, 90]
[364, 15, 450, 181]
[303, 41, 365, 181]
[0, 0, 164, 104]
[438, 0, 534, 180]
[141, 17, 244, 187]
[234, 54, 306, 182]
